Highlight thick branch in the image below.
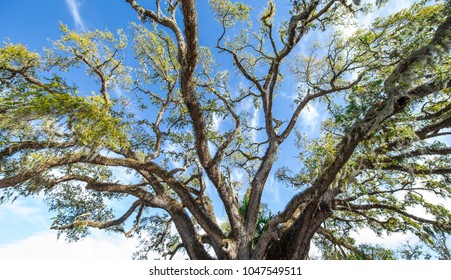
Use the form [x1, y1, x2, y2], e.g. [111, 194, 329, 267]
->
[416, 114, 451, 139]
[0, 141, 75, 159]
[382, 165, 451, 175]
[125, 0, 185, 49]
[335, 202, 443, 227]
[51, 200, 143, 232]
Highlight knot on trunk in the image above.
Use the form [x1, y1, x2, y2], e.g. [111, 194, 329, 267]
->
[394, 96, 411, 113]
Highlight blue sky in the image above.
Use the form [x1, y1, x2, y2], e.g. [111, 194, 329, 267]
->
[0, 0, 438, 259]
[1, 1, 124, 48]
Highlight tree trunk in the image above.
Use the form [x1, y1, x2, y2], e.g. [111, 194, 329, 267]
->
[265, 201, 332, 259]
[170, 207, 213, 260]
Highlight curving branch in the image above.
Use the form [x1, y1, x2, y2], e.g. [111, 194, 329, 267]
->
[317, 227, 371, 260]
[278, 72, 365, 143]
[125, 203, 145, 237]
[0, 141, 75, 159]
[0, 154, 89, 189]
[2, 65, 61, 95]
[72, 49, 111, 105]
[334, 202, 449, 229]
[125, 0, 185, 49]
[418, 102, 451, 121]
[51, 200, 143, 232]
[162, 243, 184, 260]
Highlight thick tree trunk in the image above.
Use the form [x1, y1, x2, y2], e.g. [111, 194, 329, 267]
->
[170, 207, 213, 260]
[265, 202, 332, 260]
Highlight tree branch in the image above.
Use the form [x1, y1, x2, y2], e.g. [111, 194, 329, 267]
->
[51, 200, 143, 232]
[317, 227, 371, 259]
[335, 202, 445, 227]
[0, 141, 75, 159]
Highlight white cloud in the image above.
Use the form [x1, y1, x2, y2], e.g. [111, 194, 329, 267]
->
[230, 169, 246, 197]
[350, 227, 416, 249]
[280, 90, 297, 102]
[309, 228, 418, 258]
[250, 107, 259, 128]
[65, 0, 85, 31]
[0, 229, 188, 260]
[309, 242, 322, 259]
[0, 230, 138, 260]
[356, 0, 416, 28]
[236, 97, 262, 141]
[0, 200, 47, 227]
[265, 175, 283, 207]
[239, 97, 253, 112]
[335, 11, 358, 38]
[163, 142, 184, 168]
[212, 113, 223, 132]
[300, 103, 319, 132]
[335, 0, 418, 38]
[249, 106, 260, 142]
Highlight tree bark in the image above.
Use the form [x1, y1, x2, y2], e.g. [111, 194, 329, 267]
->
[266, 201, 332, 259]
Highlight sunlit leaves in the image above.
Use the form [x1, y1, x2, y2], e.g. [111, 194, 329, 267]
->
[132, 213, 179, 260]
[0, 43, 40, 70]
[209, 0, 252, 28]
[46, 181, 115, 242]
[132, 22, 180, 85]
[43, 24, 132, 106]
[1, 86, 128, 150]
[260, 1, 275, 27]
[0, 26, 132, 234]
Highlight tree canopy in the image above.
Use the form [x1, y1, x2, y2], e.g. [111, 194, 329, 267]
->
[0, 0, 450, 260]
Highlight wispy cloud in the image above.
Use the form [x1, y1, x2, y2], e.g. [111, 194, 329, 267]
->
[263, 176, 281, 206]
[0, 228, 190, 260]
[355, 0, 416, 29]
[335, 0, 417, 38]
[350, 227, 417, 249]
[300, 103, 320, 133]
[0, 199, 47, 227]
[65, 0, 85, 31]
[212, 113, 223, 132]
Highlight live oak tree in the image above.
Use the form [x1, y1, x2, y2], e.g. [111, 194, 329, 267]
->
[0, 0, 450, 260]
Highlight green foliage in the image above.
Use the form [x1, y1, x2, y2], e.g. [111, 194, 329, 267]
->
[313, 232, 395, 260]
[260, 1, 275, 27]
[132, 214, 180, 260]
[278, 0, 451, 259]
[132, 22, 180, 84]
[209, 0, 252, 27]
[47, 181, 115, 242]
[239, 188, 273, 247]
[1, 86, 128, 150]
[0, 42, 40, 70]
[45, 24, 132, 91]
